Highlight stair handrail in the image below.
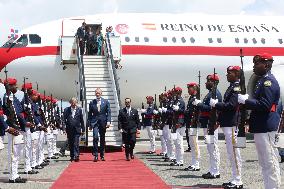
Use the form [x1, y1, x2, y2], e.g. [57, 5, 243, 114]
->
[76, 37, 88, 145]
[104, 34, 122, 108]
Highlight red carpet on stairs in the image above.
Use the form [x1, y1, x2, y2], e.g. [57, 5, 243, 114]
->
[51, 152, 170, 189]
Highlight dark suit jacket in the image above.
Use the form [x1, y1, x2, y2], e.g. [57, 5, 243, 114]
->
[88, 98, 111, 128]
[64, 106, 85, 134]
[76, 26, 85, 39]
[118, 107, 140, 133]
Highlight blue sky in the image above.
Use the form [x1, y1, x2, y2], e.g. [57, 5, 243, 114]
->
[0, 0, 284, 44]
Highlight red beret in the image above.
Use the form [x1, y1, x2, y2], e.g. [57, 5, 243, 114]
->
[207, 74, 219, 81]
[146, 96, 154, 100]
[31, 89, 38, 96]
[167, 90, 172, 96]
[22, 82, 33, 90]
[172, 86, 182, 92]
[46, 96, 51, 101]
[4, 78, 17, 85]
[52, 98, 58, 103]
[227, 66, 241, 72]
[254, 53, 274, 63]
[39, 94, 46, 100]
[187, 82, 198, 88]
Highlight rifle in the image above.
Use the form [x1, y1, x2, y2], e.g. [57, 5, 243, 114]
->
[190, 71, 201, 133]
[22, 77, 36, 131]
[205, 68, 218, 144]
[141, 102, 145, 128]
[153, 94, 160, 130]
[235, 48, 247, 148]
[60, 99, 65, 129]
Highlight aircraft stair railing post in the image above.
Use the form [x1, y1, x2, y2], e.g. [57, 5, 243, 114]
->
[76, 37, 88, 146]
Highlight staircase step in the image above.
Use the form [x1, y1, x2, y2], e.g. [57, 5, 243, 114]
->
[85, 78, 112, 81]
[84, 64, 108, 68]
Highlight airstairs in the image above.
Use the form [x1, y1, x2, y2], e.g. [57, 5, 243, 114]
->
[76, 34, 122, 147]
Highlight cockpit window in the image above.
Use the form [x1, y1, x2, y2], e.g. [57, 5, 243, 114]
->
[1, 34, 28, 48]
[29, 34, 41, 44]
[1, 38, 16, 48]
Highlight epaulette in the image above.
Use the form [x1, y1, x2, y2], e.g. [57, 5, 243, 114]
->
[264, 80, 272, 87]
[233, 86, 241, 92]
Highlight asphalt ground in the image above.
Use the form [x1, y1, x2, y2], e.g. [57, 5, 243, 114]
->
[0, 129, 283, 189]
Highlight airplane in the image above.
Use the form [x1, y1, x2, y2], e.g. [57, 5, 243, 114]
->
[1, 13, 284, 107]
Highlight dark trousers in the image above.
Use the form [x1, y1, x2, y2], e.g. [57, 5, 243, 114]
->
[79, 40, 85, 55]
[93, 126, 106, 158]
[60, 139, 69, 153]
[67, 132, 80, 159]
[123, 132, 136, 157]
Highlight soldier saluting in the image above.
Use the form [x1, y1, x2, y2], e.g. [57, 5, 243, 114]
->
[238, 53, 281, 189]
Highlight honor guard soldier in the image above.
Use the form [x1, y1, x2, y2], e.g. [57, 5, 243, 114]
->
[141, 96, 156, 154]
[0, 98, 9, 151]
[21, 84, 40, 174]
[184, 82, 201, 171]
[158, 93, 168, 158]
[238, 53, 281, 189]
[170, 87, 185, 166]
[3, 78, 27, 183]
[193, 74, 222, 179]
[51, 98, 59, 156]
[210, 66, 243, 188]
[164, 90, 176, 162]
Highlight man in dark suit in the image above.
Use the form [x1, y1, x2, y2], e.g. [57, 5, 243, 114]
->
[118, 98, 140, 161]
[63, 97, 85, 162]
[76, 22, 86, 55]
[88, 88, 111, 162]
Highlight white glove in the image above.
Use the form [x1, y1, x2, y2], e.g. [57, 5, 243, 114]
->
[141, 109, 147, 113]
[162, 107, 167, 113]
[153, 110, 159, 115]
[158, 108, 163, 113]
[192, 99, 201, 106]
[238, 94, 249, 104]
[209, 98, 218, 107]
[173, 105, 179, 111]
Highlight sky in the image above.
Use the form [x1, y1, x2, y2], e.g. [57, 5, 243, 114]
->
[1, 0, 284, 44]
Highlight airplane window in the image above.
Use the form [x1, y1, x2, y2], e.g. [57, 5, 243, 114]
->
[279, 39, 283, 44]
[181, 37, 186, 43]
[29, 34, 41, 44]
[244, 38, 248, 44]
[144, 37, 149, 42]
[252, 38, 257, 44]
[172, 37, 177, 43]
[190, 37, 195, 43]
[208, 38, 213, 43]
[261, 38, 265, 44]
[135, 37, 139, 42]
[163, 37, 167, 43]
[1, 38, 16, 48]
[125, 37, 130, 42]
[217, 38, 222, 43]
[235, 38, 239, 43]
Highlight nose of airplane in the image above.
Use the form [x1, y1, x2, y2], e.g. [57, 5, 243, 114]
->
[0, 47, 12, 71]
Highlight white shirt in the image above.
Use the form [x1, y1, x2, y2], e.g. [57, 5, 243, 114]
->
[126, 107, 131, 116]
[71, 107, 77, 118]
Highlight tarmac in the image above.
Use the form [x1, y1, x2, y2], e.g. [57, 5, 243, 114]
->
[0, 129, 283, 189]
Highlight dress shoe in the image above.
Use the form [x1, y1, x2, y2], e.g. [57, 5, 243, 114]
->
[170, 162, 183, 166]
[44, 159, 50, 163]
[224, 183, 243, 189]
[184, 166, 200, 171]
[54, 153, 59, 156]
[101, 157, 105, 161]
[35, 165, 43, 169]
[93, 156, 98, 162]
[126, 156, 130, 161]
[70, 158, 74, 162]
[9, 177, 27, 183]
[202, 172, 220, 179]
[40, 162, 49, 167]
[185, 148, 191, 152]
[74, 157, 80, 162]
[130, 155, 134, 159]
[24, 170, 38, 174]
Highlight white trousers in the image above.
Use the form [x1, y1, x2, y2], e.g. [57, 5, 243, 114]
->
[189, 128, 200, 168]
[52, 129, 59, 154]
[222, 127, 242, 185]
[146, 126, 157, 152]
[254, 132, 281, 189]
[203, 128, 220, 175]
[30, 132, 38, 168]
[164, 125, 175, 160]
[0, 135, 4, 150]
[24, 128, 32, 172]
[160, 127, 167, 154]
[37, 131, 45, 165]
[45, 128, 54, 158]
[8, 133, 23, 180]
[174, 127, 186, 164]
